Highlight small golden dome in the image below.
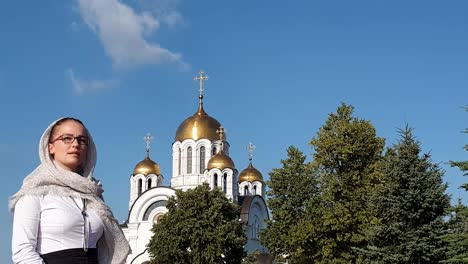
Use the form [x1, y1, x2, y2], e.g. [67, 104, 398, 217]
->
[175, 98, 222, 142]
[239, 162, 263, 182]
[207, 152, 235, 170]
[133, 156, 161, 175]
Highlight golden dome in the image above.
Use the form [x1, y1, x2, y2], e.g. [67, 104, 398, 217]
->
[239, 162, 263, 182]
[133, 156, 161, 175]
[175, 98, 222, 142]
[207, 152, 235, 170]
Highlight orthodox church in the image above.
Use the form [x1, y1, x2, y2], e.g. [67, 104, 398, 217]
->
[122, 71, 270, 264]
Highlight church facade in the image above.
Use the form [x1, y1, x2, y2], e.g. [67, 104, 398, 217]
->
[122, 71, 270, 264]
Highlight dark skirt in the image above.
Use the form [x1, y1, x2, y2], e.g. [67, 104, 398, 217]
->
[40, 248, 98, 264]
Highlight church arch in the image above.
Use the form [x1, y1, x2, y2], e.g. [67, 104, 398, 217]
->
[199, 146, 206, 173]
[223, 173, 227, 193]
[143, 200, 168, 221]
[147, 178, 152, 189]
[137, 179, 143, 195]
[187, 146, 193, 174]
[178, 147, 181, 175]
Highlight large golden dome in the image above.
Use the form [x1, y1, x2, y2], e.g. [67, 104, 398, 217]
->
[239, 162, 263, 182]
[175, 98, 222, 142]
[207, 152, 235, 170]
[133, 156, 161, 175]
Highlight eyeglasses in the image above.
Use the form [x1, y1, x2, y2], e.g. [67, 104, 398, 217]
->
[50, 134, 89, 146]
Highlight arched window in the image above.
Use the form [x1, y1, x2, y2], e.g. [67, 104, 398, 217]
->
[253, 185, 257, 195]
[212, 147, 216, 156]
[244, 186, 248, 196]
[137, 179, 143, 195]
[199, 146, 206, 173]
[187, 147, 192, 174]
[214, 173, 218, 187]
[223, 173, 227, 193]
[178, 148, 181, 175]
[147, 178, 152, 189]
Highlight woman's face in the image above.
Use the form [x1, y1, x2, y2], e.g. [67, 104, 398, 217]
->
[48, 120, 88, 173]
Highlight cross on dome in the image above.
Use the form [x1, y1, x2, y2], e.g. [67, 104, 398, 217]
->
[194, 70, 209, 98]
[143, 133, 154, 157]
[216, 126, 226, 140]
[248, 142, 256, 161]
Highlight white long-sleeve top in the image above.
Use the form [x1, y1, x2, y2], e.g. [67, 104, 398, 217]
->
[12, 195, 104, 264]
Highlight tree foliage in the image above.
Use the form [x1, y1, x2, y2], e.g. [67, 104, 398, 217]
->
[449, 105, 468, 191]
[260, 146, 319, 263]
[443, 105, 468, 263]
[147, 183, 246, 264]
[362, 126, 450, 263]
[442, 201, 468, 263]
[309, 103, 386, 263]
[263, 104, 385, 263]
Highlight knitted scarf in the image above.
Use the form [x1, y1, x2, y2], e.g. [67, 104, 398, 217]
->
[9, 118, 131, 264]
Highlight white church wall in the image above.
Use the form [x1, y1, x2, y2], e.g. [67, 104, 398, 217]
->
[124, 187, 176, 264]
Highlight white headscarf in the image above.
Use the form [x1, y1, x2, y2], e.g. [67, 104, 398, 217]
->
[9, 118, 131, 264]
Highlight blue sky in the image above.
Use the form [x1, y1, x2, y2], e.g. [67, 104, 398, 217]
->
[1, 0, 467, 262]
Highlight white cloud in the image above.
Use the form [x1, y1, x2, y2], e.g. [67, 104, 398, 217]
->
[135, 0, 184, 29]
[67, 69, 118, 95]
[76, 0, 188, 69]
[159, 10, 183, 28]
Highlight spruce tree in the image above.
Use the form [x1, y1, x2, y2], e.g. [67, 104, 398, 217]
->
[147, 183, 246, 264]
[309, 103, 385, 262]
[364, 126, 450, 263]
[443, 200, 468, 263]
[260, 146, 320, 263]
[449, 106, 468, 191]
[443, 105, 468, 263]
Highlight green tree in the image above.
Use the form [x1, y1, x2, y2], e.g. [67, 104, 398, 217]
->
[260, 146, 320, 263]
[147, 183, 246, 264]
[449, 106, 468, 191]
[309, 103, 385, 263]
[362, 126, 450, 263]
[443, 105, 468, 263]
[443, 201, 468, 263]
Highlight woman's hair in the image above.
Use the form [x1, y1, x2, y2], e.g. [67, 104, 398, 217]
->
[49, 117, 87, 142]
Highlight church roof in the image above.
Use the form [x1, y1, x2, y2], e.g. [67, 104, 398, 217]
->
[207, 151, 235, 170]
[175, 70, 223, 142]
[175, 99, 222, 142]
[239, 195, 269, 224]
[239, 162, 263, 182]
[133, 156, 161, 175]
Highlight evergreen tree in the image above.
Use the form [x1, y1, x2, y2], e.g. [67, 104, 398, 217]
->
[147, 183, 246, 264]
[363, 126, 450, 263]
[443, 200, 468, 263]
[309, 103, 385, 262]
[260, 146, 320, 263]
[443, 105, 468, 263]
[449, 106, 468, 191]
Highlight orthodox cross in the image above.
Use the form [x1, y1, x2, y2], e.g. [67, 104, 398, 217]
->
[216, 126, 226, 140]
[143, 133, 154, 156]
[248, 142, 256, 161]
[194, 70, 209, 97]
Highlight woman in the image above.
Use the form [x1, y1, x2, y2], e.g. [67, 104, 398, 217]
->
[10, 117, 130, 264]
